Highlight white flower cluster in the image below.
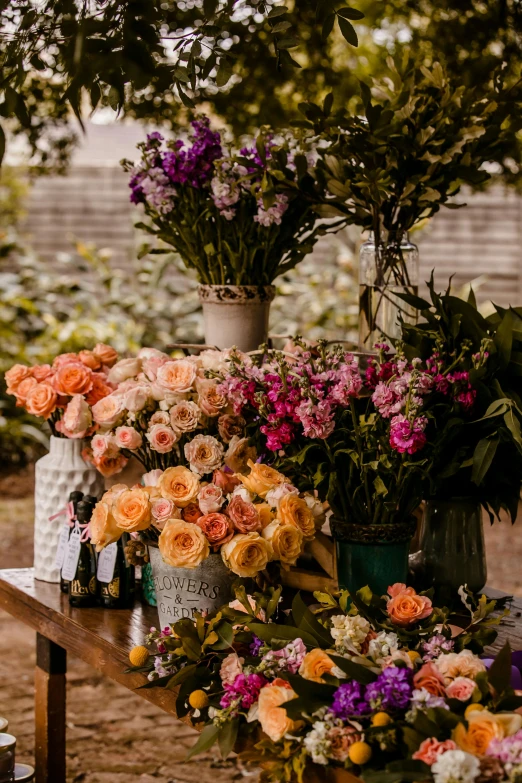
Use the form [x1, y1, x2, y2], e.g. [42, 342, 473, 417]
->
[367, 630, 400, 663]
[432, 749, 481, 783]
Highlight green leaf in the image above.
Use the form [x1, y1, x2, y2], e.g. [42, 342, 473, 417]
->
[216, 62, 233, 87]
[277, 37, 300, 49]
[471, 436, 499, 484]
[373, 475, 388, 496]
[322, 13, 335, 39]
[247, 622, 319, 648]
[329, 655, 378, 684]
[487, 641, 512, 695]
[337, 7, 365, 20]
[504, 408, 522, 446]
[267, 5, 289, 17]
[337, 15, 358, 45]
[218, 718, 239, 759]
[291, 593, 333, 648]
[165, 663, 198, 690]
[186, 723, 220, 760]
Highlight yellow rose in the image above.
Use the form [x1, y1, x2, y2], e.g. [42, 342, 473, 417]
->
[158, 466, 200, 507]
[221, 532, 271, 577]
[262, 520, 303, 568]
[238, 460, 286, 498]
[278, 494, 316, 540]
[299, 649, 337, 683]
[112, 487, 151, 532]
[255, 503, 275, 529]
[89, 500, 122, 551]
[257, 681, 301, 742]
[453, 710, 522, 756]
[158, 519, 210, 568]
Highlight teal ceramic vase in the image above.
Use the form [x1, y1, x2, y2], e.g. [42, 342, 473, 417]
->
[333, 519, 417, 597]
[409, 497, 487, 597]
[141, 561, 157, 606]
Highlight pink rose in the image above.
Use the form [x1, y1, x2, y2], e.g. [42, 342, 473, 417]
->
[56, 395, 93, 438]
[123, 385, 151, 412]
[196, 378, 229, 417]
[156, 359, 196, 393]
[220, 653, 243, 685]
[196, 512, 234, 548]
[91, 432, 118, 457]
[227, 495, 261, 533]
[114, 426, 143, 450]
[92, 394, 124, 427]
[151, 498, 180, 529]
[141, 352, 170, 381]
[93, 343, 119, 367]
[149, 411, 170, 426]
[31, 364, 52, 382]
[142, 469, 163, 486]
[107, 357, 141, 384]
[198, 484, 225, 515]
[213, 468, 242, 494]
[146, 424, 179, 453]
[445, 677, 477, 702]
[412, 738, 457, 766]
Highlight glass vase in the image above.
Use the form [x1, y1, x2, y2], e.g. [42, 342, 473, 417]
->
[358, 230, 419, 350]
[409, 498, 487, 598]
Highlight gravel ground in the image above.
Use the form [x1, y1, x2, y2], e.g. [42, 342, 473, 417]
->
[0, 466, 521, 781]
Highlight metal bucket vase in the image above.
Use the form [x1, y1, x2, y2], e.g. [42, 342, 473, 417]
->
[148, 544, 236, 627]
[34, 436, 104, 582]
[333, 519, 417, 597]
[198, 284, 275, 352]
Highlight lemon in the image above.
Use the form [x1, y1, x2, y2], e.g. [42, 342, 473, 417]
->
[128, 645, 150, 667]
[372, 711, 392, 727]
[189, 690, 210, 710]
[407, 650, 421, 663]
[348, 741, 372, 765]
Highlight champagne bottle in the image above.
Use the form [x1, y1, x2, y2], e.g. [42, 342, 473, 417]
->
[60, 491, 84, 594]
[97, 534, 135, 609]
[69, 500, 98, 608]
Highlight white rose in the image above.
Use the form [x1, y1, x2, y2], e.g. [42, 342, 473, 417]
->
[265, 483, 299, 509]
[107, 357, 142, 384]
[124, 385, 151, 412]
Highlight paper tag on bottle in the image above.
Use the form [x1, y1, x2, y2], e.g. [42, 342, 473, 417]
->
[97, 543, 118, 583]
[55, 524, 71, 570]
[61, 526, 82, 581]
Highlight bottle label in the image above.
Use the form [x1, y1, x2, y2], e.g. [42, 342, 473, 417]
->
[70, 579, 90, 596]
[61, 526, 82, 581]
[55, 524, 71, 569]
[97, 543, 118, 583]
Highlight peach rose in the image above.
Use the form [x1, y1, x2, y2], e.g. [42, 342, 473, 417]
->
[31, 364, 52, 382]
[197, 484, 225, 515]
[85, 374, 113, 406]
[237, 460, 286, 498]
[25, 382, 57, 419]
[93, 343, 119, 367]
[158, 466, 200, 507]
[5, 363, 31, 394]
[149, 411, 170, 427]
[453, 710, 522, 756]
[221, 532, 271, 577]
[107, 357, 141, 384]
[435, 650, 487, 685]
[92, 393, 124, 427]
[112, 487, 151, 532]
[156, 359, 196, 393]
[413, 662, 447, 697]
[185, 434, 224, 474]
[91, 432, 117, 457]
[142, 468, 163, 486]
[158, 519, 209, 568]
[146, 424, 179, 453]
[169, 400, 201, 432]
[196, 378, 228, 417]
[52, 352, 78, 369]
[224, 436, 257, 474]
[89, 451, 128, 477]
[53, 362, 93, 396]
[278, 494, 316, 540]
[14, 376, 38, 405]
[197, 512, 234, 548]
[89, 500, 122, 551]
[218, 414, 246, 443]
[255, 503, 275, 529]
[151, 498, 181, 529]
[182, 502, 203, 523]
[387, 584, 433, 627]
[78, 350, 101, 370]
[257, 680, 300, 742]
[227, 494, 261, 533]
[220, 652, 244, 685]
[299, 649, 337, 683]
[412, 738, 457, 766]
[213, 468, 242, 494]
[262, 520, 303, 567]
[114, 426, 143, 450]
[56, 395, 92, 438]
[446, 677, 478, 702]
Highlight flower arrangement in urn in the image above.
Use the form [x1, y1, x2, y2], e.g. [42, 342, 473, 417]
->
[130, 581, 519, 783]
[90, 460, 323, 577]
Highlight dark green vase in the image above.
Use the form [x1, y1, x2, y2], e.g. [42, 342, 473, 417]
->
[141, 561, 157, 606]
[333, 520, 416, 597]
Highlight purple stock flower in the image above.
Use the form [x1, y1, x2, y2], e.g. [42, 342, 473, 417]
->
[366, 667, 413, 711]
[250, 635, 264, 656]
[330, 681, 370, 719]
[421, 634, 454, 661]
[220, 672, 267, 711]
[163, 118, 222, 188]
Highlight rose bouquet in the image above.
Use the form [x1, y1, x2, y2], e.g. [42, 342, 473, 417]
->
[122, 117, 340, 285]
[129, 581, 519, 783]
[90, 460, 322, 576]
[85, 347, 255, 477]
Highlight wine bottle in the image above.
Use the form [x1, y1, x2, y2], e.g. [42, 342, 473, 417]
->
[68, 500, 98, 608]
[60, 491, 84, 594]
[97, 534, 135, 609]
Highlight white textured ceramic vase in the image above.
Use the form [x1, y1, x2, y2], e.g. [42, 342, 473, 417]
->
[198, 284, 275, 352]
[34, 436, 104, 583]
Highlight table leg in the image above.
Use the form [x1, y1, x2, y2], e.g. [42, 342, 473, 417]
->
[35, 633, 66, 783]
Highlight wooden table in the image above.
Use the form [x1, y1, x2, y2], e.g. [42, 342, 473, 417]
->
[0, 568, 187, 783]
[1, 569, 522, 783]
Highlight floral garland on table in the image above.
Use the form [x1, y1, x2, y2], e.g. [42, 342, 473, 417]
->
[84, 347, 254, 477]
[127, 582, 521, 783]
[90, 460, 324, 576]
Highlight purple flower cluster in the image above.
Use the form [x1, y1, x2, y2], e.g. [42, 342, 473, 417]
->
[487, 729, 522, 765]
[421, 633, 454, 661]
[330, 667, 414, 720]
[220, 672, 267, 711]
[250, 635, 264, 656]
[330, 681, 370, 719]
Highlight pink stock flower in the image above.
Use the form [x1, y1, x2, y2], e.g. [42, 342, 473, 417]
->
[389, 414, 427, 455]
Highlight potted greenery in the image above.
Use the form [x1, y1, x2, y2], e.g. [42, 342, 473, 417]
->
[298, 56, 521, 349]
[123, 118, 340, 351]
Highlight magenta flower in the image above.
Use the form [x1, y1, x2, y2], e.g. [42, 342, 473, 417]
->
[389, 414, 427, 455]
[220, 673, 268, 710]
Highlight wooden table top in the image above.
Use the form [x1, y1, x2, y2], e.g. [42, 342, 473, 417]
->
[0, 568, 184, 720]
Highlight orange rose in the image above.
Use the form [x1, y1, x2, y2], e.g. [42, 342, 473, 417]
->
[413, 662, 447, 697]
[158, 519, 209, 568]
[257, 680, 301, 742]
[14, 376, 38, 405]
[31, 364, 52, 382]
[90, 500, 122, 551]
[85, 374, 114, 406]
[412, 738, 457, 765]
[93, 343, 119, 367]
[237, 460, 286, 498]
[25, 382, 58, 419]
[299, 649, 337, 683]
[158, 466, 200, 508]
[5, 363, 31, 394]
[78, 350, 101, 370]
[387, 583, 432, 627]
[255, 503, 274, 529]
[90, 451, 128, 477]
[52, 353, 78, 369]
[53, 362, 93, 396]
[453, 710, 522, 756]
[112, 487, 151, 532]
[196, 512, 234, 548]
[182, 502, 203, 524]
[278, 494, 316, 540]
